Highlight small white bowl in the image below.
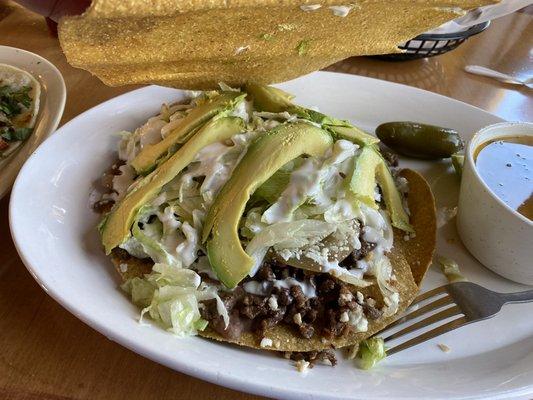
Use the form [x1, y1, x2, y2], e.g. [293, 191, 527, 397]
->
[457, 122, 533, 285]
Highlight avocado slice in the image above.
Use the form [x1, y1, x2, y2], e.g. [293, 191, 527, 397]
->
[326, 125, 380, 147]
[253, 169, 292, 203]
[346, 146, 413, 232]
[203, 122, 333, 288]
[245, 83, 296, 113]
[101, 117, 245, 254]
[347, 146, 382, 208]
[245, 83, 378, 146]
[131, 92, 244, 174]
[375, 159, 414, 232]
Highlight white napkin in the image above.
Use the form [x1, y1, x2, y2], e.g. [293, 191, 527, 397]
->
[426, 0, 533, 34]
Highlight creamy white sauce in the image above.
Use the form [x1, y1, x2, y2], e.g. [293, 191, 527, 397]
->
[139, 117, 167, 146]
[111, 164, 136, 201]
[157, 206, 181, 233]
[175, 221, 199, 267]
[262, 140, 358, 224]
[243, 278, 317, 298]
[348, 304, 368, 332]
[230, 100, 252, 122]
[160, 115, 185, 138]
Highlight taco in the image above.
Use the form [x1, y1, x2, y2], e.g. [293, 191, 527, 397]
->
[94, 84, 436, 357]
[0, 64, 40, 161]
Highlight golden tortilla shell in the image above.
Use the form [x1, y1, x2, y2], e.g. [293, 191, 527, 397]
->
[59, 0, 496, 89]
[111, 168, 436, 352]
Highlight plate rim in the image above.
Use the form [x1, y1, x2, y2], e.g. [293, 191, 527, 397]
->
[0, 45, 67, 198]
[11, 71, 532, 400]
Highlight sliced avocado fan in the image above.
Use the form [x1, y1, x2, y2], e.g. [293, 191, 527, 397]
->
[245, 83, 379, 146]
[375, 157, 413, 232]
[347, 146, 383, 208]
[202, 122, 333, 288]
[326, 125, 379, 147]
[244, 82, 295, 113]
[346, 146, 413, 232]
[101, 117, 245, 254]
[131, 91, 245, 175]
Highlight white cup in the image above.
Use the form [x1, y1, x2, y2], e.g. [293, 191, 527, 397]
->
[457, 122, 533, 285]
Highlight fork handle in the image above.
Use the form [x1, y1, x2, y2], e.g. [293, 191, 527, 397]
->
[500, 289, 533, 304]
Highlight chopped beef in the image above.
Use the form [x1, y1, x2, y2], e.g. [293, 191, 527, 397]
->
[199, 262, 381, 343]
[363, 303, 383, 320]
[379, 143, 399, 168]
[284, 349, 337, 367]
[298, 323, 315, 339]
[92, 159, 126, 214]
[290, 285, 307, 308]
[100, 160, 125, 190]
[93, 198, 115, 214]
[339, 226, 377, 268]
[200, 288, 249, 341]
[351, 239, 377, 261]
[277, 287, 292, 307]
[240, 294, 267, 319]
[255, 264, 275, 281]
[258, 309, 285, 332]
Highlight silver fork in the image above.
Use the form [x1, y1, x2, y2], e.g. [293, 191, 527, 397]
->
[379, 281, 533, 355]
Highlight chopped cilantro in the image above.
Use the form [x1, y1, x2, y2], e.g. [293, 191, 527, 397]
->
[0, 84, 34, 149]
[0, 126, 32, 142]
[0, 85, 32, 117]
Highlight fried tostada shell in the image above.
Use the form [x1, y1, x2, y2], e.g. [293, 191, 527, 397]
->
[110, 168, 436, 352]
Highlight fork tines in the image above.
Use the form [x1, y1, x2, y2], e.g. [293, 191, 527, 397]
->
[381, 286, 469, 355]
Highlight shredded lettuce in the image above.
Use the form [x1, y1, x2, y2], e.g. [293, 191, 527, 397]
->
[123, 126, 260, 271]
[261, 140, 357, 224]
[357, 337, 386, 370]
[245, 219, 336, 274]
[240, 207, 268, 240]
[438, 255, 467, 283]
[261, 158, 319, 223]
[132, 222, 176, 265]
[122, 263, 228, 336]
[253, 169, 292, 203]
[106, 88, 411, 339]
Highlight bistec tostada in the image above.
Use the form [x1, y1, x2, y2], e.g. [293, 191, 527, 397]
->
[93, 83, 436, 366]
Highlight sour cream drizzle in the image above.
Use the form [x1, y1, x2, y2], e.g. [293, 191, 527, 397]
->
[243, 278, 317, 298]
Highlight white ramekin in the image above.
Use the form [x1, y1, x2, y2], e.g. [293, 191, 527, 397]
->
[457, 121, 533, 285]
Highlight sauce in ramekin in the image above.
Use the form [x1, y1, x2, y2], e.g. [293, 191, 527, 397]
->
[475, 136, 533, 221]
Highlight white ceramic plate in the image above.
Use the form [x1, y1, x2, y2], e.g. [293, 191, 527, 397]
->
[0, 46, 66, 198]
[10, 72, 533, 400]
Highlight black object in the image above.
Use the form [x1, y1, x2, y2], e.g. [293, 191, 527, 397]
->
[373, 21, 490, 61]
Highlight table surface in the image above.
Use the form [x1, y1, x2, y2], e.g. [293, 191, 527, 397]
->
[0, 2, 531, 399]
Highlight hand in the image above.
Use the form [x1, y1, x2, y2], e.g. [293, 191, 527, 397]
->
[14, 0, 91, 22]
